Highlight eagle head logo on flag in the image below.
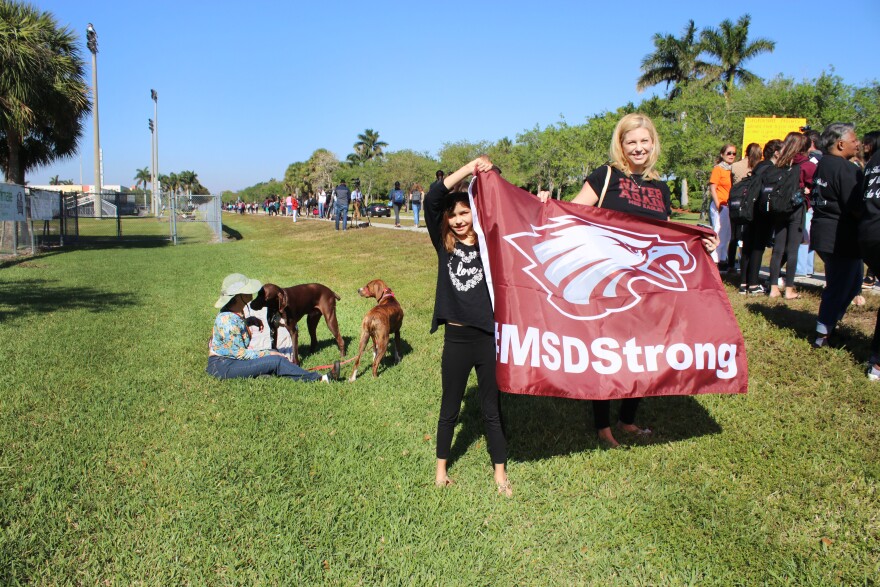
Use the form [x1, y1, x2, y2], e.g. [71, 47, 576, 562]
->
[505, 215, 697, 320]
[470, 170, 748, 401]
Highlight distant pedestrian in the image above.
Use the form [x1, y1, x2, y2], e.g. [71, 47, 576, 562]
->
[410, 183, 423, 227]
[389, 181, 405, 227]
[318, 189, 327, 219]
[334, 180, 351, 231]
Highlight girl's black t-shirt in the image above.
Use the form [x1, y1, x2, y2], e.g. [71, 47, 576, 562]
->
[425, 183, 495, 334]
[585, 165, 671, 220]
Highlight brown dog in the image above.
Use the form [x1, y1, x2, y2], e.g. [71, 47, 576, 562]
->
[348, 279, 404, 381]
[249, 283, 345, 365]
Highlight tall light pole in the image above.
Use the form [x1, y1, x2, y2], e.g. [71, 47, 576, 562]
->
[86, 23, 102, 218]
[149, 118, 155, 214]
[151, 89, 159, 216]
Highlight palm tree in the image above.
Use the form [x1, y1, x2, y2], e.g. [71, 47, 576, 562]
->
[134, 167, 150, 192]
[700, 14, 775, 100]
[49, 174, 60, 185]
[353, 129, 388, 162]
[0, 1, 91, 184]
[637, 20, 708, 99]
[177, 170, 196, 195]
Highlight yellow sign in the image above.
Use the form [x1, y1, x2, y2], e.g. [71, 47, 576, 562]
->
[742, 117, 807, 154]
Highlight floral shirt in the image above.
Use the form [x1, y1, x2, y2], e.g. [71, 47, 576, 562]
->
[209, 311, 270, 360]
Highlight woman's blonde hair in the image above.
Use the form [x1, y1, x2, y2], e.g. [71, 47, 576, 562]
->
[609, 113, 661, 180]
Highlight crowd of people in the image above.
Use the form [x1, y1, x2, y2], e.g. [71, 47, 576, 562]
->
[223, 180, 429, 229]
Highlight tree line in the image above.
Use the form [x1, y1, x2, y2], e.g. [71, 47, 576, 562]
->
[232, 72, 880, 209]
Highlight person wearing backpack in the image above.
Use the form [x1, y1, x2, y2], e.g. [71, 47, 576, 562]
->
[810, 123, 865, 348]
[738, 140, 782, 294]
[389, 181, 405, 227]
[409, 183, 423, 227]
[767, 132, 816, 299]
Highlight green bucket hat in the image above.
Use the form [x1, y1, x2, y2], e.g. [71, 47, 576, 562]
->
[214, 273, 262, 308]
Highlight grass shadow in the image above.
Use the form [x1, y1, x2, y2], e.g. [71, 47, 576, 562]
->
[745, 301, 873, 362]
[447, 391, 723, 467]
[0, 278, 140, 322]
[62, 236, 172, 250]
[222, 224, 243, 240]
[0, 250, 65, 269]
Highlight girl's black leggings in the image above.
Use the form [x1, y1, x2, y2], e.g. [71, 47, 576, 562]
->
[769, 205, 805, 288]
[436, 324, 507, 465]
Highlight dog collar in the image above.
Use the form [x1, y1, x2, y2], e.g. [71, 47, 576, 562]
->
[379, 288, 395, 301]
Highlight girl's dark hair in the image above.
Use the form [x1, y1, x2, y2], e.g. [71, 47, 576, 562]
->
[440, 192, 472, 253]
[745, 143, 762, 168]
[862, 131, 880, 160]
[762, 139, 783, 161]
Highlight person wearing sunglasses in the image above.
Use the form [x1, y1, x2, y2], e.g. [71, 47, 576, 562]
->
[708, 144, 738, 270]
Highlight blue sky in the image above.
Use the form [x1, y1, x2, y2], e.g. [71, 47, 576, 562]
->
[30, 0, 880, 192]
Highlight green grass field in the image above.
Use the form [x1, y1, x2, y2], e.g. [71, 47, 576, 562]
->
[1, 213, 878, 585]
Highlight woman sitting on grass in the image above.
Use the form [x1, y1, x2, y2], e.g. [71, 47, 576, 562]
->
[425, 157, 511, 497]
[206, 273, 338, 383]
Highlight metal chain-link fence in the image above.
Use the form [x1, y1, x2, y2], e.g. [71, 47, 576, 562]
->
[0, 183, 222, 256]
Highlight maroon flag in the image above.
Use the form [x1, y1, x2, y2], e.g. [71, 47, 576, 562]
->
[471, 170, 748, 400]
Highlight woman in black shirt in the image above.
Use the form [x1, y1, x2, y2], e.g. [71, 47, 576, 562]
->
[425, 156, 511, 496]
[540, 113, 718, 447]
[810, 123, 864, 348]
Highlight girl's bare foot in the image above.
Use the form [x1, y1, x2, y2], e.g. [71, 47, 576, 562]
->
[435, 475, 453, 487]
[597, 427, 620, 448]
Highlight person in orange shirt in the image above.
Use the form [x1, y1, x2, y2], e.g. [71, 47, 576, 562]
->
[709, 144, 737, 269]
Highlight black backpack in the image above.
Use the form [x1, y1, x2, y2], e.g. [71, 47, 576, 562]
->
[728, 167, 767, 224]
[763, 164, 804, 215]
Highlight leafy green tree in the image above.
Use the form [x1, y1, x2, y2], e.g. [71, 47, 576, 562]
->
[283, 160, 311, 197]
[700, 14, 775, 100]
[0, 1, 91, 184]
[373, 149, 437, 196]
[437, 140, 492, 176]
[637, 20, 708, 99]
[49, 174, 60, 185]
[306, 148, 339, 193]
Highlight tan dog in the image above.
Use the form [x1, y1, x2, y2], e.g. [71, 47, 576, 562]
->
[348, 279, 404, 381]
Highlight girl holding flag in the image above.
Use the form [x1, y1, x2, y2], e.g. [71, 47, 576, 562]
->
[425, 156, 512, 497]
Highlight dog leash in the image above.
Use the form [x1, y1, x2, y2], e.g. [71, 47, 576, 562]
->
[308, 357, 357, 372]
